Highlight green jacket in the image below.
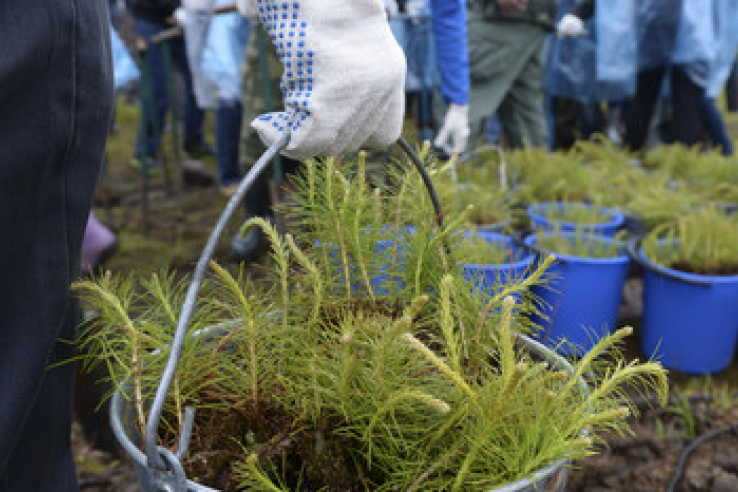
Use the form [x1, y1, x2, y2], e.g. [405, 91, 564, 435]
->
[472, 0, 556, 30]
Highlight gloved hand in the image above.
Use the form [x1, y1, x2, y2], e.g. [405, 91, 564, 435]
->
[236, 0, 407, 159]
[556, 14, 587, 38]
[183, 0, 216, 11]
[406, 0, 428, 20]
[174, 0, 216, 25]
[434, 103, 469, 155]
[172, 7, 190, 26]
[384, 0, 399, 17]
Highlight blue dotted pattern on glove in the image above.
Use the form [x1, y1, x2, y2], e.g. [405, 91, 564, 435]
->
[255, 0, 314, 132]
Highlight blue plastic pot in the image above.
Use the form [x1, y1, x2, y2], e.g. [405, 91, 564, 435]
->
[461, 232, 534, 302]
[317, 226, 414, 297]
[527, 202, 625, 238]
[636, 243, 738, 374]
[526, 232, 630, 357]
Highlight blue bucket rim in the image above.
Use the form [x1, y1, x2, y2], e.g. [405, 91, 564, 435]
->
[525, 231, 630, 265]
[460, 231, 534, 270]
[527, 201, 625, 230]
[638, 241, 738, 284]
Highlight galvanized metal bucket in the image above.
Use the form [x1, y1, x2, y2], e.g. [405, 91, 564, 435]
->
[108, 137, 584, 491]
[110, 334, 578, 492]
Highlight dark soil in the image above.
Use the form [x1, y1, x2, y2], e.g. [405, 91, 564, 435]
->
[670, 262, 738, 277]
[567, 398, 738, 492]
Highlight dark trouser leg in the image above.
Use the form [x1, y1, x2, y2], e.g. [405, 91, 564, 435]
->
[623, 67, 667, 152]
[133, 17, 170, 158]
[169, 36, 206, 150]
[216, 100, 244, 186]
[0, 0, 114, 490]
[670, 66, 704, 148]
[726, 61, 738, 112]
[698, 97, 734, 156]
[550, 96, 581, 151]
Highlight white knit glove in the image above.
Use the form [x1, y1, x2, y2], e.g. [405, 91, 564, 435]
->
[236, 0, 407, 159]
[183, 0, 216, 10]
[384, 0, 399, 17]
[175, 0, 216, 23]
[556, 14, 587, 38]
[406, 0, 429, 20]
[434, 103, 469, 155]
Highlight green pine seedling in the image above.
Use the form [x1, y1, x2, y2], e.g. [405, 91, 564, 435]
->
[75, 152, 668, 491]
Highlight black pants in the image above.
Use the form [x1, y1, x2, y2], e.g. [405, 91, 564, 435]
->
[0, 1, 113, 490]
[623, 66, 703, 152]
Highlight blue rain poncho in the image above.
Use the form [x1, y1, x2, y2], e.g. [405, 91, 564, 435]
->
[111, 24, 140, 91]
[201, 7, 251, 104]
[639, 0, 738, 94]
[706, 0, 738, 97]
[185, 0, 251, 109]
[389, 1, 437, 94]
[544, 0, 636, 102]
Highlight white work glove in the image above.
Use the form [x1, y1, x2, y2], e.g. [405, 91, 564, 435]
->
[236, 0, 407, 159]
[384, 0, 399, 17]
[434, 103, 469, 155]
[406, 0, 429, 20]
[183, 0, 216, 10]
[173, 7, 190, 26]
[174, 0, 216, 26]
[556, 14, 587, 38]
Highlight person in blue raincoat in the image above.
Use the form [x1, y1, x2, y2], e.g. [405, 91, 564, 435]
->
[544, 0, 636, 149]
[623, 0, 717, 151]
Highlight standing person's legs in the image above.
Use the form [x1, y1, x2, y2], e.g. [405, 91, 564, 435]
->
[496, 48, 548, 149]
[697, 97, 734, 156]
[623, 67, 668, 152]
[726, 61, 738, 113]
[0, 1, 113, 490]
[670, 66, 704, 149]
[462, 19, 544, 148]
[216, 99, 244, 189]
[549, 96, 582, 151]
[133, 17, 170, 159]
[169, 37, 208, 153]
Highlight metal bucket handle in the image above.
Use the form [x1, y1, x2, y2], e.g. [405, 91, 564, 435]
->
[141, 135, 446, 480]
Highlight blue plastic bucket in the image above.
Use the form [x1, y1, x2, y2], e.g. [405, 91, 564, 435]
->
[526, 232, 630, 357]
[638, 245, 738, 374]
[527, 202, 625, 238]
[461, 232, 534, 302]
[317, 226, 414, 296]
